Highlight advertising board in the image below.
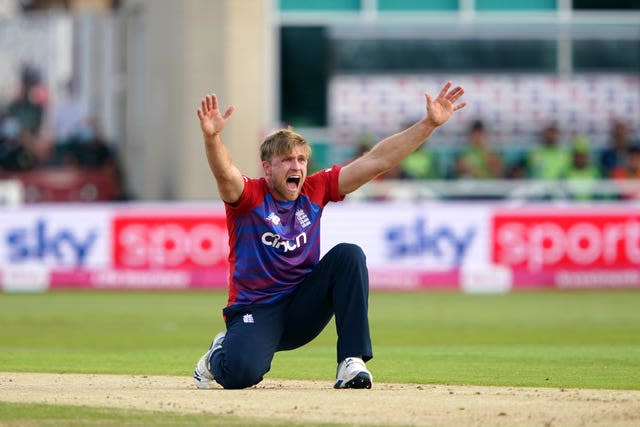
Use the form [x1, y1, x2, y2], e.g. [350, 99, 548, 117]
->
[2, 202, 639, 292]
[112, 214, 228, 270]
[321, 202, 496, 290]
[0, 205, 109, 291]
[492, 208, 640, 289]
[0, 204, 230, 291]
[0, 206, 110, 268]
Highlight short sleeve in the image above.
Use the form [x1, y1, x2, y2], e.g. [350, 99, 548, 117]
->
[225, 176, 266, 214]
[302, 165, 345, 207]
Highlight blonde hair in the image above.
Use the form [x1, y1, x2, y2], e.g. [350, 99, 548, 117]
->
[260, 129, 312, 162]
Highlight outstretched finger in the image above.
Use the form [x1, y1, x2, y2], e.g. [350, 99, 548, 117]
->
[222, 105, 235, 120]
[447, 85, 463, 96]
[447, 86, 464, 102]
[453, 101, 467, 112]
[437, 81, 452, 99]
[210, 93, 219, 111]
[197, 108, 204, 120]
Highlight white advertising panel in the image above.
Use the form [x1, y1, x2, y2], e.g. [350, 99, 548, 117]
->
[321, 202, 493, 289]
[0, 205, 111, 269]
[322, 201, 491, 268]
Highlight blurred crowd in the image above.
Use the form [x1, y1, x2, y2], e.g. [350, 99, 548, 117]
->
[3, 64, 639, 202]
[359, 117, 640, 200]
[0, 64, 126, 200]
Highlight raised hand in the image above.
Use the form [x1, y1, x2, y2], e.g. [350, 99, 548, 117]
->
[424, 81, 466, 128]
[197, 93, 235, 138]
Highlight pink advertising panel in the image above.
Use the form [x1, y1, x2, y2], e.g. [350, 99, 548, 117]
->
[112, 214, 228, 270]
[2, 202, 640, 292]
[492, 208, 640, 289]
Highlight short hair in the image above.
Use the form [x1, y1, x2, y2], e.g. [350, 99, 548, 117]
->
[260, 129, 311, 162]
[469, 120, 485, 133]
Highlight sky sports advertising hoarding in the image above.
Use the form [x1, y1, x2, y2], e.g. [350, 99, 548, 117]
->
[0, 204, 229, 292]
[0, 202, 639, 292]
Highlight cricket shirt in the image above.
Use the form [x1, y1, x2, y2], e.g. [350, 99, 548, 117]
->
[224, 165, 344, 307]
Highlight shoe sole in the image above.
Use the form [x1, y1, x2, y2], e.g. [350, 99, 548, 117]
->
[334, 372, 372, 389]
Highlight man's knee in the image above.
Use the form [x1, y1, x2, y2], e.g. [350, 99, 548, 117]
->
[215, 354, 269, 390]
[327, 244, 368, 293]
[330, 243, 366, 265]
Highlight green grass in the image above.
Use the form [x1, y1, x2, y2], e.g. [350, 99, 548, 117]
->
[0, 402, 342, 427]
[2, 289, 639, 426]
[1, 290, 639, 390]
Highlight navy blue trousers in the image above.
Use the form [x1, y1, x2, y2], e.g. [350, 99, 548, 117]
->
[209, 243, 372, 389]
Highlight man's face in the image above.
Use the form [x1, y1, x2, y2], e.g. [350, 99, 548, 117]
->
[263, 145, 308, 201]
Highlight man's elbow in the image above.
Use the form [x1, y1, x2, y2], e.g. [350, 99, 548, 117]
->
[371, 156, 395, 176]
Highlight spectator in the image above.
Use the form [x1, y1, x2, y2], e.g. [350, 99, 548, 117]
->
[600, 120, 633, 178]
[51, 79, 88, 144]
[612, 145, 640, 180]
[5, 64, 48, 138]
[505, 157, 528, 180]
[526, 123, 571, 180]
[486, 151, 505, 179]
[67, 117, 129, 200]
[400, 143, 440, 179]
[348, 140, 372, 165]
[563, 137, 600, 200]
[611, 145, 640, 199]
[451, 120, 503, 179]
[448, 153, 474, 179]
[0, 115, 37, 172]
[68, 118, 115, 168]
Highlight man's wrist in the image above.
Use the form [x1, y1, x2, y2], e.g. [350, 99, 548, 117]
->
[204, 132, 222, 143]
[418, 119, 438, 135]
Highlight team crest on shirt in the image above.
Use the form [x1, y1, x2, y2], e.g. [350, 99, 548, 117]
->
[266, 212, 281, 225]
[295, 209, 311, 228]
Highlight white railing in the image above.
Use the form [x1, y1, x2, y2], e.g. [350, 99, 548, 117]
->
[348, 179, 640, 203]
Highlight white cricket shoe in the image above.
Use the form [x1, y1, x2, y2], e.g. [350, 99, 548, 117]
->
[333, 357, 373, 389]
[193, 332, 225, 389]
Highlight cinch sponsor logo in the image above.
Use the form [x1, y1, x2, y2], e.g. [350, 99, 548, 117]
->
[4, 219, 97, 266]
[384, 217, 476, 267]
[492, 213, 640, 270]
[113, 215, 228, 268]
[261, 231, 307, 253]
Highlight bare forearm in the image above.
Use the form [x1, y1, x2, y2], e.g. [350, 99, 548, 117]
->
[203, 133, 244, 202]
[338, 119, 438, 194]
[204, 134, 234, 179]
[367, 119, 436, 174]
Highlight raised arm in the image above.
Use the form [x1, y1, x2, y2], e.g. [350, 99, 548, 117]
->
[197, 93, 244, 203]
[338, 81, 466, 195]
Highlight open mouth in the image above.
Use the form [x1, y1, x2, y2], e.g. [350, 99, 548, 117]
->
[286, 175, 301, 191]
